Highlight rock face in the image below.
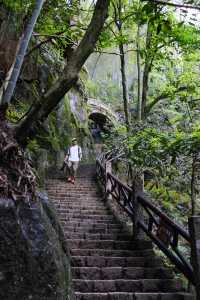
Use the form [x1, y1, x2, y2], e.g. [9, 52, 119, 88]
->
[0, 193, 71, 300]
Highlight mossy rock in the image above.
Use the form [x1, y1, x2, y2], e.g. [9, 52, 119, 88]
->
[0, 193, 71, 300]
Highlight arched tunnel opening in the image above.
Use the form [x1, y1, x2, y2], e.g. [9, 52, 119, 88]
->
[88, 112, 113, 147]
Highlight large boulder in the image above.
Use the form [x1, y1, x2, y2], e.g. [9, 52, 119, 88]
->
[0, 192, 71, 300]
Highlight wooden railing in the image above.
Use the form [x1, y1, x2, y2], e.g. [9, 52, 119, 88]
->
[96, 156, 200, 292]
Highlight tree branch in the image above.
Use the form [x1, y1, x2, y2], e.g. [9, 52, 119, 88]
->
[145, 86, 188, 114]
[25, 31, 67, 57]
[142, 0, 200, 10]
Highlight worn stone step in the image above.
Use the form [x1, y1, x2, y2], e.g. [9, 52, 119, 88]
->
[54, 208, 109, 214]
[62, 220, 121, 226]
[63, 226, 123, 235]
[54, 204, 106, 210]
[49, 194, 101, 199]
[48, 183, 97, 186]
[61, 214, 115, 221]
[73, 279, 183, 293]
[51, 192, 99, 196]
[49, 188, 98, 192]
[61, 222, 123, 231]
[50, 193, 101, 197]
[47, 187, 98, 191]
[52, 198, 103, 203]
[70, 248, 154, 257]
[55, 201, 99, 206]
[72, 266, 173, 280]
[67, 239, 152, 250]
[74, 292, 193, 300]
[47, 186, 98, 191]
[64, 232, 131, 240]
[51, 192, 101, 197]
[71, 256, 162, 268]
[46, 180, 96, 185]
[50, 199, 103, 204]
[59, 212, 111, 217]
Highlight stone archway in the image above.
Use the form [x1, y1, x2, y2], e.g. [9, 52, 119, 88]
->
[87, 98, 119, 128]
[87, 99, 118, 155]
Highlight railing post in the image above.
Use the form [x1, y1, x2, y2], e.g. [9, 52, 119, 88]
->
[132, 193, 140, 238]
[132, 174, 144, 240]
[105, 161, 112, 200]
[188, 216, 200, 300]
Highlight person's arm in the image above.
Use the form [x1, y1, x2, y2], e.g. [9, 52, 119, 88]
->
[64, 148, 70, 162]
[79, 147, 82, 160]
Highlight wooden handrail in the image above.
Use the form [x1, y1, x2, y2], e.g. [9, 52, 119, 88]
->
[137, 192, 191, 242]
[96, 157, 195, 285]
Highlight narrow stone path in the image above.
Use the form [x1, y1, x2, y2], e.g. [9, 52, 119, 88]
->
[46, 168, 193, 300]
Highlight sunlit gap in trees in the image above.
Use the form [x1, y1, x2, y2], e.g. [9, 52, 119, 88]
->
[175, 0, 200, 27]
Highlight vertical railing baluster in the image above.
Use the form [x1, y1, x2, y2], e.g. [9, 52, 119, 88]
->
[188, 216, 200, 300]
[105, 161, 112, 200]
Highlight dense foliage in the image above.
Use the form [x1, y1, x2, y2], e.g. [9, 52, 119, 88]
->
[90, 0, 200, 221]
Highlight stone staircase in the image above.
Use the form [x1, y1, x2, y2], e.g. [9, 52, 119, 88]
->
[46, 169, 193, 300]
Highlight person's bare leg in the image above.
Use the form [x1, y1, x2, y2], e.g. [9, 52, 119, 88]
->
[67, 161, 72, 182]
[71, 162, 78, 184]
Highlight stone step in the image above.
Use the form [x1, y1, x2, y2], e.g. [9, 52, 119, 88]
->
[46, 180, 96, 185]
[61, 214, 115, 221]
[50, 192, 101, 197]
[62, 219, 121, 226]
[67, 239, 152, 250]
[71, 256, 162, 268]
[50, 191, 99, 195]
[63, 226, 123, 235]
[61, 222, 123, 231]
[73, 279, 183, 293]
[47, 179, 96, 183]
[64, 232, 131, 240]
[54, 203, 106, 210]
[47, 189, 99, 194]
[54, 208, 109, 215]
[74, 292, 193, 300]
[70, 248, 154, 257]
[72, 266, 173, 280]
[47, 183, 97, 186]
[49, 195, 101, 200]
[48, 188, 98, 192]
[51, 197, 103, 202]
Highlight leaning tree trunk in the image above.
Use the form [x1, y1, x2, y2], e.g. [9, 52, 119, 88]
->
[14, 0, 110, 146]
[1, 0, 45, 105]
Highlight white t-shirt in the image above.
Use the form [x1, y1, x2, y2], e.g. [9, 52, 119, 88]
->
[68, 145, 82, 162]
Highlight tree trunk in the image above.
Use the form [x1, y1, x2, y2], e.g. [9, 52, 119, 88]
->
[191, 153, 200, 216]
[0, 36, 22, 100]
[15, 0, 110, 146]
[136, 23, 141, 121]
[112, 0, 129, 128]
[1, 0, 46, 105]
[119, 43, 130, 128]
[141, 23, 152, 118]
